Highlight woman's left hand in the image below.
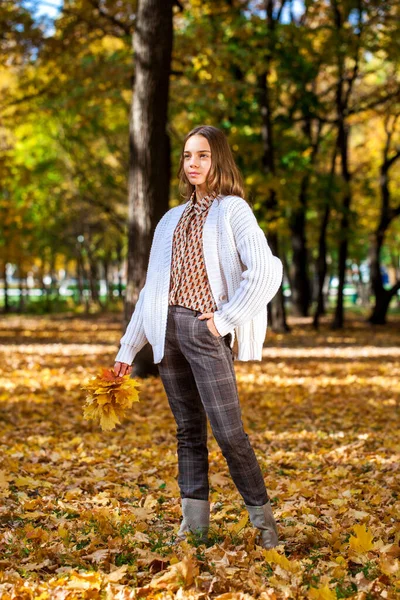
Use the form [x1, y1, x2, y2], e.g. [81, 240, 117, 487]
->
[198, 313, 221, 337]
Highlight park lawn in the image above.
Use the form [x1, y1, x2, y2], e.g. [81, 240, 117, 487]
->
[0, 313, 399, 599]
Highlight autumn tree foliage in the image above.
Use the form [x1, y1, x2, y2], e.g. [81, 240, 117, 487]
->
[0, 0, 399, 327]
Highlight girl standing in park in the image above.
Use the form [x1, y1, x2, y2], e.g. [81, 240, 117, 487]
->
[114, 125, 283, 549]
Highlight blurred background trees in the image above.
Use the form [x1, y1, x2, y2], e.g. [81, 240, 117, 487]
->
[1, 0, 399, 330]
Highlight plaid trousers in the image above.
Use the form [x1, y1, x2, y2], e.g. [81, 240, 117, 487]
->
[157, 304, 269, 506]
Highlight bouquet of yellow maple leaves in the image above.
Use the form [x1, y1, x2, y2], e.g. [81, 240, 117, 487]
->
[81, 367, 141, 431]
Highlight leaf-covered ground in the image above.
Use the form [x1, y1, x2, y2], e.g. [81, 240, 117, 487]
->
[0, 313, 399, 599]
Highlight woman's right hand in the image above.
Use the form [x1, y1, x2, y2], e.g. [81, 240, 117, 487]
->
[114, 362, 133, 377]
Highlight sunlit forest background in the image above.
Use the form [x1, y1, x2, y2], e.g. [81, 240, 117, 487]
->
[1, 1, 400, 599]
[1, 0, 399, 326]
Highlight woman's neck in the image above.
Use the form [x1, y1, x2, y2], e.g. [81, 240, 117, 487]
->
[195, 186, 206, 202]
[194, 187, 217, 202]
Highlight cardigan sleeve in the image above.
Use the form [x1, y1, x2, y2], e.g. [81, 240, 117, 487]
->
[114, 283, 149, 365]
[212, 199, 283, 338]
[114, 214, 166, 365]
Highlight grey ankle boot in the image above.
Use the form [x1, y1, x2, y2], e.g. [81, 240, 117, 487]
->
[173, 498, 210, 545]
[245, 500, 279, 549]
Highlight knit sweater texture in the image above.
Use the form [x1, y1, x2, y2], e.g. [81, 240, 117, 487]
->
[115, 194, 283, 365]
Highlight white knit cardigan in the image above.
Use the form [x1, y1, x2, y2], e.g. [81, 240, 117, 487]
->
[115, 194, 283, 365]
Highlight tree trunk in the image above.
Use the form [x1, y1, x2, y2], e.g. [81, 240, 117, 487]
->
[290, 175, 311, 316]
[76, 248, 90, 313]
[2, 261, 9, 314]
[258, 0, 289, 333]
[290, 115, 322, 317]
[75, 252, 84, 305]
[103, 257, 112, 304]
[116, 241, 124, 299]
[368, 283, 400, 324]
[125, 0, 174, 377]
[40, 259, 52, 313]
[331, 0, 356, 330]
[390, 251, 400, 308]
[368, 123, 400, 324]
[49, 252, 58, 300]
[353, 261, 368, 308]
[87, 254, 102, 307]
[18, 265, 25, 313]
[331, 124, 351, 330]
[313, 145, 336, 328]
[313, 204, 330, 327]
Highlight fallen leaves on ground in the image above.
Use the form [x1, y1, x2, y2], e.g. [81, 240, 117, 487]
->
[0, 313, 399, 599]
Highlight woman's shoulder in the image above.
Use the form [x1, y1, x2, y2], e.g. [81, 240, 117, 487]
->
[219, 195, 261, 234]
[219, 194, 254, 215]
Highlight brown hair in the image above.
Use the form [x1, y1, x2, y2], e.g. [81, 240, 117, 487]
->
[177, 125, 246, 203]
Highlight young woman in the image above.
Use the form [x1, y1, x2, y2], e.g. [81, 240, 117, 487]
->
[114, 125, 283, 549]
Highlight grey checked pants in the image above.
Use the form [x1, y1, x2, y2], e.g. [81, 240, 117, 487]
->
[157, 304, 269, 506]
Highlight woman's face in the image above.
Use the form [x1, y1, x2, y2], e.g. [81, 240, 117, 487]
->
[183, 134, 212, 192]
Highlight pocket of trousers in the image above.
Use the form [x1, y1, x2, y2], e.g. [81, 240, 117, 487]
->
[198, 317, 222, 344]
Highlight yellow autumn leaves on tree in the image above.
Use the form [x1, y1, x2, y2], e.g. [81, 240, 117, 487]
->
[82, 367, 141, 431]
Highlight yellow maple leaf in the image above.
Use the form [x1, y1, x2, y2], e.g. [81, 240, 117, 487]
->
[0, 470, 10, 489]
[349, 523, 375, 553]
[0, 470, 10, 498]
[309, 585, 337, 600]
[57, 524, 69, 542]
[82, 367, 141, 431]
[66, 571, 102, 590]
[228, 512, 249, 534]
[105, 564, 128, 583]
[263, 548, 301, 573]
[149, 556, 199, 591]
